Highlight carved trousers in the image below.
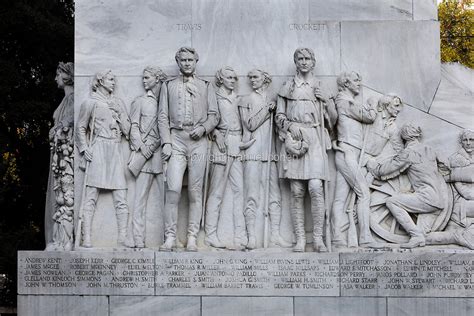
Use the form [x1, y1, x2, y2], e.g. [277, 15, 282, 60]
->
[386, 193, 439, 238]
[332, 146, 373, 244]
[82, 186, 129, 216]
[290, 179, 325, 240]
[163, 130, 208, 239]
[244, 160, 282, 237]
[132, 172, 163, 246]
[205, 158, 246, 242]
[82, 186, 129, 241]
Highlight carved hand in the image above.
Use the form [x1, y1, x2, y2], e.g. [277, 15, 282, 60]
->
[215, 132, 226, 153]
[161, 143, 172, 161]
[314, 87, 328, 104]
[189, 125, 206, 140]
[268, 101, 276, 112]
[83, 147, 93, 162]
[366, 158, 378, 174]
[141, 145, 153, 160]
[289, 124, 302, 141]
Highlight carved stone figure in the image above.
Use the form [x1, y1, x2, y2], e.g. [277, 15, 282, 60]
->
[158, 47, 219, 251]
[425, 129, 474, 249]
[76, 70, 131, 248]
[367, 124, 450, 248]
[276, 48, 336, 252]
[332, 89, 404, 248]
[204, 66, 246, 250]
[331, 71, 378, 248]
[128, 66, 167, 248]
[239, 69, 291, 249]
[45, 62, 75, 251]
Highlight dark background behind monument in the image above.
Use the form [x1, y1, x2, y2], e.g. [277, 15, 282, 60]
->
[0, 0, 73, 309]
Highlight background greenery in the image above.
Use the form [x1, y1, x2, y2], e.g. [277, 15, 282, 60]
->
[0, 0, 471, 311]
[439, 0, 473, 67]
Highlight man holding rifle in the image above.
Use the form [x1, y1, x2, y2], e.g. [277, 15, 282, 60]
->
[76, 70, 131, 248]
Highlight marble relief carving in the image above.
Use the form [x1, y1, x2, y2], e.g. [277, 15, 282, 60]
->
[76, 70, 131, 248]
[158, 47, 219, 252]
[45, 62, 75, 251]
[53, 47, 472, 252]
[275, 48, 336, 252]
[129, 66, 167, 248]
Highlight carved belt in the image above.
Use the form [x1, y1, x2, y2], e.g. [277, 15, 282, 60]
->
[290, 122, 320, 129]
[216, 128, 242, 136]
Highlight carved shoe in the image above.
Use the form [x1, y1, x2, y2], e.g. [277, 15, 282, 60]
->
[401, 236, 426, 249]
[246, 236, 257, 250]
[454, 226, 474, 250]
[186, 236, 198, 252]
[159, 237, 176, 252]
[82, 233, 92, 248]
[313, 236, 328, 253]
[269, 234, 293, 248]
[205, 234, 225, 249]
[293, 238, 306, 252]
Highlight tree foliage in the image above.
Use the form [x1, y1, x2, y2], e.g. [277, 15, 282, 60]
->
[0, 0, 74, 307]
[439, 0, 474, 68]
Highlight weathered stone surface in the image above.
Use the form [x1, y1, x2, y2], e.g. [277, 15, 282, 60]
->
[429, 63, 474, 129]
[363, 86, 464, 162]
[75, 0, 192, 75]
[295, 297, 386, 316]
[17, 295, 108, 316]
[387, 298, 474, 316]
[341, 21, 440, 111]
[192, 0, 339, 76]
[110, 296, 201, 316]
[413, 0, 438, 21]
[155, 252, 340, 296]
[340, 252, 474, 297]
[309, 0, 413, 21]
[202, 296, 293, 316]
[18, 251, 155, 295]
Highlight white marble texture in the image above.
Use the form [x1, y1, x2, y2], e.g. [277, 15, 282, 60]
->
[387, 298, 474, 316]
[74, 76, 165, 248]
[341, 21, 440, 111]
[413, 0, 438, 21]
[191, 0, 340, 76]
[363, 86, 464, 162]
[75, 0, 192, 76]
[202, 297, 293, 316]
[17, 295, 108, 316]
[295, 297, 386, 316]
[74, 75, 339, 248]
[429, 63, 474, 129]
[110, 296, 201, 316]
[309, 0, 413, 21]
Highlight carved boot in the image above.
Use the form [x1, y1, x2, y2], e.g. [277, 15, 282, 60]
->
[245, 217, 257, 250]
[454, 225, 474, 249]
[81, 213, 93, 248]
[159, 237, 176, 252]
[395, 210, 425, 249]
[269, 209, 292, 248]
[116, 213, 130, 247]
[205, 233, 225, 249]
[311, 198, 327, 253]
[291, 196, 306, 252]
[186, 235, 198, 252]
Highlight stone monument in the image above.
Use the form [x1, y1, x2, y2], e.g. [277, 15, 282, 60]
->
[19, 1, 474, 315]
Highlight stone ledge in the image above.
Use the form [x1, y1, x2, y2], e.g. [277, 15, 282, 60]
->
[18, 250, 474, 297]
